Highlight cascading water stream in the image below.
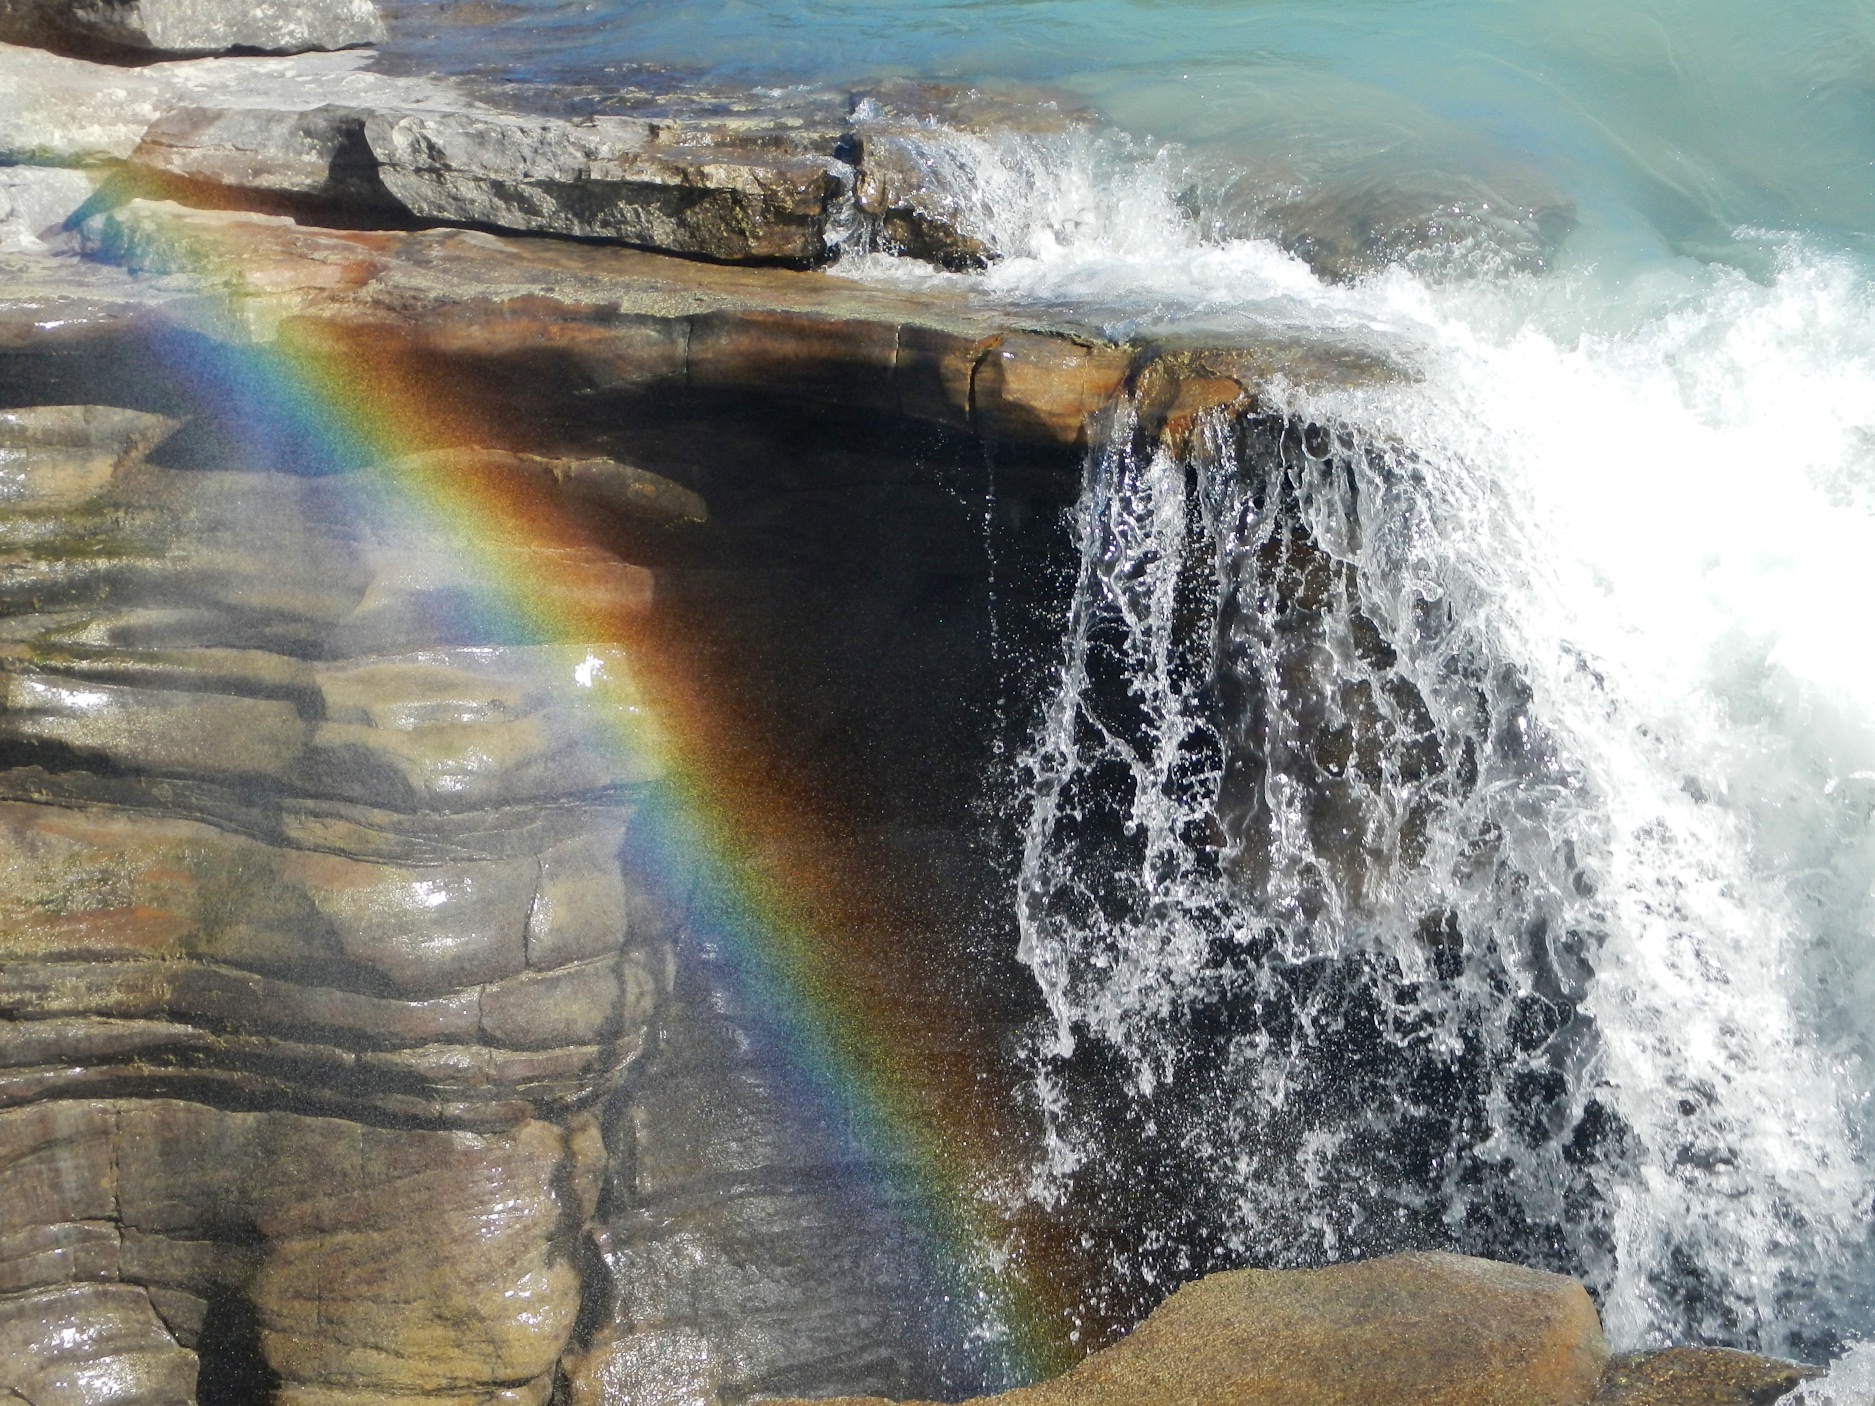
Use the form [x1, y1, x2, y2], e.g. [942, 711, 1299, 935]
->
[801, 85, 1875, 1360]
[1014, 380, 1875, 1359]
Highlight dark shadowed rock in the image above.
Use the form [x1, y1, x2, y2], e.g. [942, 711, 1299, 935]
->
[0, 0, 384, 59]
[392, 448, 709, 526]
[1596, 1348, 1819, 1405]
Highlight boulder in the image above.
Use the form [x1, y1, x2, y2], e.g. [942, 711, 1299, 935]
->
[1008, 1252, 1608, 1406]
[0, 0, 385, 59]
[768, 1252, 1609, 1406]
[131, 102, 401, 213]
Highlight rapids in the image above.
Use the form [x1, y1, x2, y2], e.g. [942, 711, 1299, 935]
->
[387, 0, 1875, 1375]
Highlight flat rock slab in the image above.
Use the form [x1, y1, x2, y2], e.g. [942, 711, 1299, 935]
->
[0, 0, 384, 58]
[364, 108, 851, 264]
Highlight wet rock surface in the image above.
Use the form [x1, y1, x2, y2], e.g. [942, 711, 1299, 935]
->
[1596, 1348, 1820, 1406]
[0, 400, 676, 1401]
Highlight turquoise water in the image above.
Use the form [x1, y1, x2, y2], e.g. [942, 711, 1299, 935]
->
[390, 0, 1875, 271]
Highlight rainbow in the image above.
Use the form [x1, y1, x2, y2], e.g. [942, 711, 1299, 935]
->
[118, 205, 1087, 1391]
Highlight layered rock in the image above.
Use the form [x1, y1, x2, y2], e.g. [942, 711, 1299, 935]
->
[363, 109, 853, 264]
[0, 404, 679, 1404]
[0, 0, 384, 60]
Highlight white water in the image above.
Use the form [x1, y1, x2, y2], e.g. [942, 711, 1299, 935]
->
[842, 124, 1875, 1357]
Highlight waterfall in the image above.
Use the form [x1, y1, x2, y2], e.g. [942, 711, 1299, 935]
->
[1012, 368, 1875, 1358]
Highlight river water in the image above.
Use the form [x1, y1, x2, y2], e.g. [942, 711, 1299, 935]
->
[390, 0, 1875, 1368]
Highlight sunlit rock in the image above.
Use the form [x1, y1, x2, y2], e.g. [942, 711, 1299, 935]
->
[774, 1253, 1609, 1406]
[0, 165, 97, 251]
[364, 108, 853, 264]
[0, 0, 384, 59]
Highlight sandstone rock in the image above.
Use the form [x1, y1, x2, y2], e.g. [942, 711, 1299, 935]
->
[770, 1253, 1608, 1406]
[0, 1099, 581, 1405]
[364, 108, 852, 264]
[0, 0, 385, 58]
[0, 641, 661, 808]
[1596, 1347, 1819, 1405]
[564, 1325, 722, 1406]
[64, 201, 1398, 452]
[0, 1282, 200, 1406]
[1009, 1253, 1607, 1406]
[0, 404, 179, 507]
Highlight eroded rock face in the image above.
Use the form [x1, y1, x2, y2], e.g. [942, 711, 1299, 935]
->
[0, 0, 385, 59]
[0, 410, 676, 1403]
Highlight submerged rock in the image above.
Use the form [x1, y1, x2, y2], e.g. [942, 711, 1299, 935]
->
[0, 0, 385, 59]
[1190, 157, 1576, 282]
[0, 42, 480, 168]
